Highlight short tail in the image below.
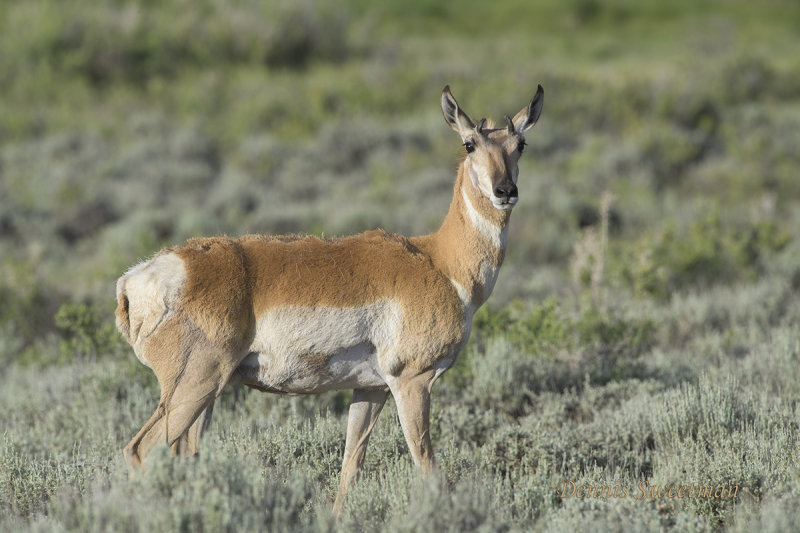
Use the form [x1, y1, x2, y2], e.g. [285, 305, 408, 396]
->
[115, 277, 133, 344]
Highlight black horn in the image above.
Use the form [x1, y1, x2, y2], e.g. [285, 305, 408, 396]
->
[505, 115, 515, 134]
[475, 118, 487, 135]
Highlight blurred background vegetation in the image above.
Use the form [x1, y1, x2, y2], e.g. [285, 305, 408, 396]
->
[2, 0, 800, 531]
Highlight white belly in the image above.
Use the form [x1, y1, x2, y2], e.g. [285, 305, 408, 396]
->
[234, 301, 402, 394]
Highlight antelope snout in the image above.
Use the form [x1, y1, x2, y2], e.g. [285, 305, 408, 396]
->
[494, 183, 518, 200]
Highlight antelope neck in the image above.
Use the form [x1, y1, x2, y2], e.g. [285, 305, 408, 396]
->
[413, 163, 510, 310]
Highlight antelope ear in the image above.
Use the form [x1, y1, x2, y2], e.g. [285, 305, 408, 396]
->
[513, 84, 544, 133]
[441, 85, 476, 139]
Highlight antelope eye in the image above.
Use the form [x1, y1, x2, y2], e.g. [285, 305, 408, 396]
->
[517, 139, 527, 153]
[464, 141, 475, 153]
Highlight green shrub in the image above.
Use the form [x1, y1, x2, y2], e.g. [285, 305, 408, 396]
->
[471, 298, 654, 366]
[640, 123, 712, 190]
[0, 259, 63, 367]
[55, 302, 124, 361]
[617, 210, 790, 299]
[472, 298, 572, 355]
[1, 0, 355, 88]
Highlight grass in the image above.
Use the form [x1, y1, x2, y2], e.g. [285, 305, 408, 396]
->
[1, 0, 800, 530]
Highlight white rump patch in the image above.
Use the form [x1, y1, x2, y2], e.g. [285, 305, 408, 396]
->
[461, 187, 509, 250]
[119, 253, 187, 359]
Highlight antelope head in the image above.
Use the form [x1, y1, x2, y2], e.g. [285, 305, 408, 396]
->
[441, 85, 544, 210]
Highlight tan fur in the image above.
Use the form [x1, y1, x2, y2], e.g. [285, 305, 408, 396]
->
[116, 84, 544, 515]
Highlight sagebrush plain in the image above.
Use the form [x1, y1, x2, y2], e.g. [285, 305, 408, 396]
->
[2, 1, 800, 531]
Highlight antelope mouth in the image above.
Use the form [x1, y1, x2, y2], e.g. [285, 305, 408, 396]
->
[492, 197, 518, 210]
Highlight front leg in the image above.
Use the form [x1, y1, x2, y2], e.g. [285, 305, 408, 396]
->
[387, 369, 437, 473]
[333, 388, 390, 516]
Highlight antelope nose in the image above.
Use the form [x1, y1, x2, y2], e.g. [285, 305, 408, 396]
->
[494, 183, 518, 199]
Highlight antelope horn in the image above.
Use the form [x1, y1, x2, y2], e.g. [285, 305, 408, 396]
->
[475, 118, 487, 135]
[505, 115, 515, 134]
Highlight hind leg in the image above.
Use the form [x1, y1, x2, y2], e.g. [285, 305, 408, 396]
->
[125, 362, 224, 465]
[124, 404, 166, 467]
[124, 318, 239, 467]
[135, 385, 216, 459]
[172, 402, 215, 457]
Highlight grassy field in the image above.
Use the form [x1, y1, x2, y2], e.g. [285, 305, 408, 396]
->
[2, 0, 800, 530]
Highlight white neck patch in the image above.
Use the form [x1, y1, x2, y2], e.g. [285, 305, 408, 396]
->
[449, 278, 472, 310]
[479, 260, 501, 302]
[461, 187, 508, 250]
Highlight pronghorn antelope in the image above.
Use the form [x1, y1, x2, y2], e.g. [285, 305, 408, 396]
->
[115, 84, 543, 513]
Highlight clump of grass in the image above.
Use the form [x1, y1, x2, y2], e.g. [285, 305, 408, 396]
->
[647, 374, 798, 525]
